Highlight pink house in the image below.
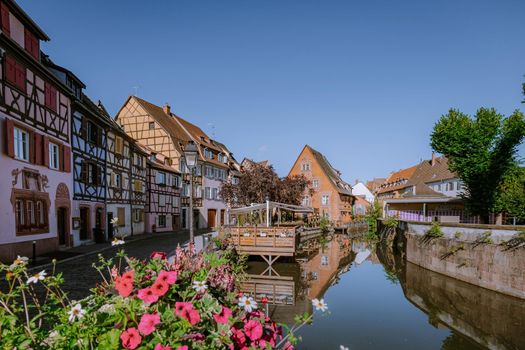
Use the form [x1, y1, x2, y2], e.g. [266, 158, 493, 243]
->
[0, 0, 73, 262]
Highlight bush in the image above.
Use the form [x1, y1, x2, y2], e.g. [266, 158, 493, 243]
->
[0, 245, 321, 349]
[426, 222, 444, 238]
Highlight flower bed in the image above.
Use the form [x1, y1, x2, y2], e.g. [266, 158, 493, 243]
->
[0, 244, 327, 349]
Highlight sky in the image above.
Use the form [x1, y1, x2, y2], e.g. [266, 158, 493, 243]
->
[18, 0, 525, 182]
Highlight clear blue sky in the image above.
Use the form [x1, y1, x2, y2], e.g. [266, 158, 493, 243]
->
[19, 0, 525, 182]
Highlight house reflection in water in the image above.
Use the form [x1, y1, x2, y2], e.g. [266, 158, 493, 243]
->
[242, 234, 358, 324]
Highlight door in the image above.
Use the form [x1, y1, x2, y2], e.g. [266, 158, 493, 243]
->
[181, 208, 187, 229]
[207, 209, 216, 229]
[79, 207, 90, 240]
[172, 214, 180, 231]
[57, 208, 67, 245]
[95, 208, 103, 229]
[107, 212, 114, 239]
[220, 209, 225, 226]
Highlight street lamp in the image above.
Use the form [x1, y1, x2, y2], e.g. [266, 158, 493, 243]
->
[183, 141, 198, 243]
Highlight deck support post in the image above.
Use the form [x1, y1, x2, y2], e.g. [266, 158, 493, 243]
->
[260, 254, 281, 276]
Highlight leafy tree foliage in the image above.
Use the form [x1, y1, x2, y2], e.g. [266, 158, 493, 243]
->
[493, 166, 525, 222]
[431, 108, 525, 222]
[220, 162, 310, 207]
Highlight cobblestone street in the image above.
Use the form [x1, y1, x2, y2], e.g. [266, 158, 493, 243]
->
[51, 231, 191, 301]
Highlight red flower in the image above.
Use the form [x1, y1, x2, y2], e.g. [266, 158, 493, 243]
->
[174, 302, 201, 325]
[261, 296, 269, 304]
[120, 327, 142, 349]
[157, 270, 178, 285]
[115, 277, 133, 297]
[138, 287, 159, 304]
[122, 270, 134, 281]
[244, 320, 263, 341]
[150, 251, 167, 259]
[151, 280, 169, 296]
[213, 305, 232, 324]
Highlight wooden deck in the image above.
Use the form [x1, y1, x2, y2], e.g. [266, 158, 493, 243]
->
[229, 226, 297, 257]
[241, 274, 295, 305]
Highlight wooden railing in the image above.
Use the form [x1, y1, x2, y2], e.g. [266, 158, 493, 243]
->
[241, 274, 295, 305]
[228, 226, 297, 256]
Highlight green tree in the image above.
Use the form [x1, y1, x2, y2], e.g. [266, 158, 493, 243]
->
[494, 165, 525, 222]
[431, 108, 525, 223]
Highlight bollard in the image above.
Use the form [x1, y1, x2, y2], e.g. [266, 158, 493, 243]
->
[32, 240, 36, 266]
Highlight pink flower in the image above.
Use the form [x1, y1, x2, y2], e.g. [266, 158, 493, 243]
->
[154, 345, 172, 350]
[138, 287, 159, 304]
[244, 320, 263, 341]
[150, 251, 167, 259]
[120, 327, 142, 350]
[157, 270, 178, 285]
[213, 305, 232, 324]
[151, 280, 169, 296]
[122, 270, 134, 281]
[231, 327, 246, 347]
[174, 302, 201, 325]
[115, 277, 133, 297]
[138, 313, 161, 335]
[177, 346, 188, 350]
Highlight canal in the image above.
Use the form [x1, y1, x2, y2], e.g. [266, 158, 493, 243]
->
[243, 234, 525, 350]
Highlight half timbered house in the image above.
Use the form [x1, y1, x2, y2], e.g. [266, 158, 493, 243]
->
[140, 145, 181, 233]
[0, 0, 73, 261]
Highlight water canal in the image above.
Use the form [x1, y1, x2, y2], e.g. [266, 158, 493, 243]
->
[242, 234, 525, 350]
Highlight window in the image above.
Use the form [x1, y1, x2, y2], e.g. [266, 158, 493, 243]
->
[115, 173, 122, 188]
[14, 198, 48, 234]
[172, 175, 181, 188]
[24, 29, 39, 60]
[301, 162, 311, 172]
[447, 182, 454, 191]
[133, 209, 143, 223]
[321, 195, 329, 205]
[86, 121, 100, 145]
[205, 187, 211, 200]
[313, 179, 320, 188]
[302, 196, 311, 207]
[158, 215, 166, 228]
[135, 154, 144, 167]
[321, 256, 329, 266]
[205, 166, 213, 178]
[81, 162, 100, 185]
[218, 154, 223, 162]
[159, 194, 166, 207]
[204, 149, 213, 159]
[14, 127, 29, 161]
[223, 155, 228, 164]
[149, 122, 155, 130]
[212, 188, 218, 200]
[156, 172, 167, 185]
[182, 183, 189, 197]
[5, 56, 26, 92]
[48, 142, 59, 170]
[44, 82, 57, 111]
[115, 136, 124, 154]
[232, 177, 240, 185]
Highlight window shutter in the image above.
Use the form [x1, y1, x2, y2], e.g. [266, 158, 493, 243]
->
[5, 55, 15, 84]
[80, 117, 87, 139]
[62, 145, 71, 173]
[117, 207, 125, 226]
[5, 119, 14, 157]
[28, 131, 35, 164]
[15, 62, 25, 92]
[34, 133, 42, 165]
[81, 161, 88, 183]
[141, 209, 144, 222]
[42, 136, 49, 167]
[1, 2, 9, 36]
[96, 166, 102, 186]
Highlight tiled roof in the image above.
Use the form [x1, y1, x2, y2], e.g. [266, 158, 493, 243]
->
[401, 156, 456, 198]
[305, 145, 353, 196]
[377, 165, 417, 194]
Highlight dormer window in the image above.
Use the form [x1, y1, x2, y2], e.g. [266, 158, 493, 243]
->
[223, 155, 228, 164]
[149, 154, 156, 162]
[204, 148, 213, 159]
[218, 154, 223, 162]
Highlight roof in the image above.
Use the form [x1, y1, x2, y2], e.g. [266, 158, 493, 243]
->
[136, 143, 180, 174]
[4, 0, 50, 41]
[128, 97, 230, 169]
[377, 165, 417, 194]
[303, 145, 353, 196]
[401, 155, 457, 198]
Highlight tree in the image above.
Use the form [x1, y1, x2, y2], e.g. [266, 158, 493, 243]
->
[493, 165, 525, 222]
[430, 108, 525, 223]
[220, 162, 310, 207]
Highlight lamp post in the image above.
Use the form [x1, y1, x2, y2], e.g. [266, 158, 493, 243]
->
[183, 141, 198, 244]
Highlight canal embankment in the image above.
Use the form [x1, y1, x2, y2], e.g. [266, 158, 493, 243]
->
[383, 220, 525, 299]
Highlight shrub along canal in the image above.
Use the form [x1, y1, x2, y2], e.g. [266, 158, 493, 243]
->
[243, 234, 525, 350]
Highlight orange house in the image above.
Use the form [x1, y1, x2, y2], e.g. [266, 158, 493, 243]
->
[288, 145, 354, 224]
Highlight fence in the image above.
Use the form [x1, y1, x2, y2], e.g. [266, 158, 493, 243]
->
[386, 210, 512, 225]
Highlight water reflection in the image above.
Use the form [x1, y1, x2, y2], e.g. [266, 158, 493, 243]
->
[242, 234, 525, 350]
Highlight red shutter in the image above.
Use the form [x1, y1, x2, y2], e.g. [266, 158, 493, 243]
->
[24, 29, 39, 60]
[5, 118, 14, 157]
[34, 133, 42, 165]
[62, 145, 71, 173]
[1, 2, 10, 37]
[15, 62, 25, 92]
[42, 136, 49, 167]
[5, 55, 15, 84]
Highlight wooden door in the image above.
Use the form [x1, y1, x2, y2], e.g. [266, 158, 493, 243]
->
[107, 212, 114, 239]
[57, 208, 67, 245]
[80, 207, 90, 240]
[207, 209, 216, 229]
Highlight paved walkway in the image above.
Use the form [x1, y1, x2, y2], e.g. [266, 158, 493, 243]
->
[30, 230, 208, 300]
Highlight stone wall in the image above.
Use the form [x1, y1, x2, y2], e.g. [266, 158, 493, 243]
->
[403, 221, 525, 299]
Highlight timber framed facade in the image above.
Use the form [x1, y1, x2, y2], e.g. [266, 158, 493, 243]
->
[0, 0, 74, 261]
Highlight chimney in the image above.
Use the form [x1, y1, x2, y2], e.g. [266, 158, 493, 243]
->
[163, 103, 171, 115]
[431, 152, 436, 166]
